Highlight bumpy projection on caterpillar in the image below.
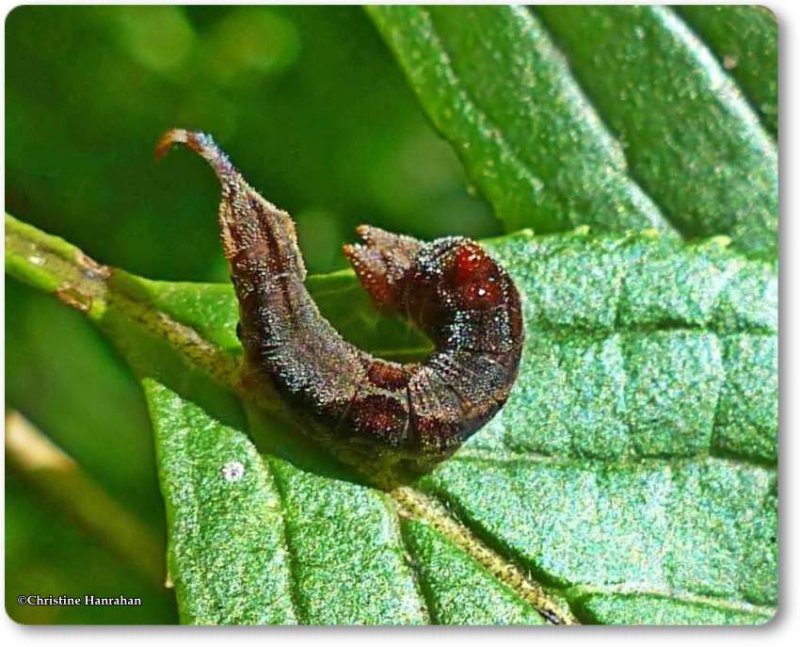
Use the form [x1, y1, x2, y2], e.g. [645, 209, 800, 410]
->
[157, 129, 524, 466]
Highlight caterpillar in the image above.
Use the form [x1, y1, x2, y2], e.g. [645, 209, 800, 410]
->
[157, 129, 524, 469]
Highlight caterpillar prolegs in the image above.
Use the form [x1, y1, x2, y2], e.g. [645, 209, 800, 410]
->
[157, 129, 524, 470]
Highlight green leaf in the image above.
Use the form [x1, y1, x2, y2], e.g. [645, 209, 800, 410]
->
[143, 380, 297, 625]
[534, 6, 777, 259]
[367, 5, 671, 237]
[6, 214, 777, 625]
[368, 6, 777, 259]
[675, 5, 778, 134]
[401, 519, 546, 625]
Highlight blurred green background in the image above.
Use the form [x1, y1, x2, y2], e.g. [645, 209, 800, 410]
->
[5, 5, 495, 623]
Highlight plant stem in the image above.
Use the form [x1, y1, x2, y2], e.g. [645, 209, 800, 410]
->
[5, 410, 167, 588]
[5, 213, 249, 401]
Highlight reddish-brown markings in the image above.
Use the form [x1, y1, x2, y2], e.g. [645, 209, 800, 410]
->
[158, 129, 524, 464]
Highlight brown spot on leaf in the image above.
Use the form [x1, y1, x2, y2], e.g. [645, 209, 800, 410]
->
[55, 285, 93, 313]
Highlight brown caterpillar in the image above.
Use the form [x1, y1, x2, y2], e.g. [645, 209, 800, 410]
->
[157, 129, 524, 466]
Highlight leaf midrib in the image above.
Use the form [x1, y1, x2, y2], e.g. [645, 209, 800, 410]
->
[4, 213, 577, 623]
[6, 213, 776, 623]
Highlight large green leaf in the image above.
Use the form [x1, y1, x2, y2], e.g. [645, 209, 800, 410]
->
[368, 6, 777, 259]
[675, 5, 778, 135]
[4, 3, 778, 627]
[6, 214, 777, 624]
[534, 6, 777, 259]
[367, 5, 670, 238]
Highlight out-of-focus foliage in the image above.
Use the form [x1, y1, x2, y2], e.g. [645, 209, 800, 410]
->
[6, 5, 494, 280]
[5, 5, 777, 625]
[6, 474, 177, 624]
[5, 5, 492, 624]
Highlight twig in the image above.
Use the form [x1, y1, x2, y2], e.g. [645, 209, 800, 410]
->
[5, 410, 167, 588]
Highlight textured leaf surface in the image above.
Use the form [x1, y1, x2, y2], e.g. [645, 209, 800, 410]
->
[6, 214, 777, 624]
[125, 231, 782, 625]
[676, 5, 778, 134]
[144, 380, 297, 625]
[367, 5, 670, 237]
[369, 5, 777, 259]
[535, 5, 777, 259]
